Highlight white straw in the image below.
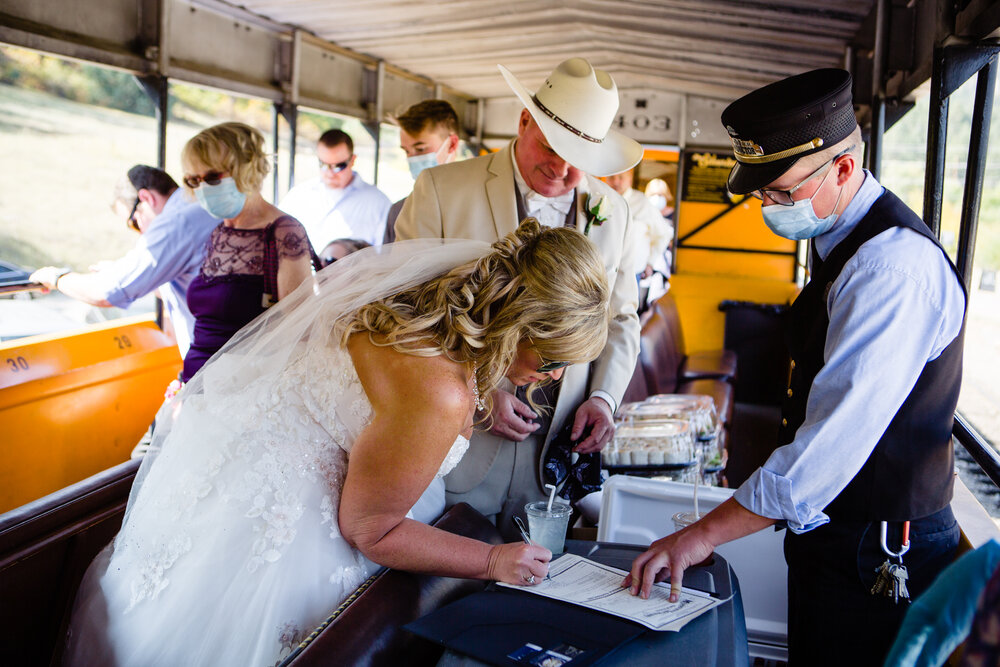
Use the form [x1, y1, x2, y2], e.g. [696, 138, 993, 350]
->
[693, 467, 700, 518]
[545, 483, 557, 512]
[693, 452, 701, 518]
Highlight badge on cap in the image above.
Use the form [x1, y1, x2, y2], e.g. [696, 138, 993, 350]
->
[733, 137, 765, 157]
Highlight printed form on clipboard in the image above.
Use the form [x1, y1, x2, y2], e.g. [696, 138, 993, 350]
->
[497, 553, 729, 632]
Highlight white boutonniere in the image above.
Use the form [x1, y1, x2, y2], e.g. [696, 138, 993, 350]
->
[584, 193, 611, 236]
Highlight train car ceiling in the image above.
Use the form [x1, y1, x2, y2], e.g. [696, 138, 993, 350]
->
[2, 0, 998, 148]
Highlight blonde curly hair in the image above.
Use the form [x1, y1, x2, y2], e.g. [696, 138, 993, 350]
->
[337, 219, 610, 415]
[181, 122, 270, 195]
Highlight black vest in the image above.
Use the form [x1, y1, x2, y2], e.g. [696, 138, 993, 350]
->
[777, 190, 966, 521]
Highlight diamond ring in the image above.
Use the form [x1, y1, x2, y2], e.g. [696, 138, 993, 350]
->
[524, 574, 535, 584]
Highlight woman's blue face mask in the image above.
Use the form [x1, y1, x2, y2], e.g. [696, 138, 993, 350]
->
[194, 177, 247, 219]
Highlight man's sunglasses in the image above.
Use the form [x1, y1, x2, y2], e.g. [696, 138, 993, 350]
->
[183, 171, 226, 189]
[126, 197, 141, 232]
[319, 159, 350, 173]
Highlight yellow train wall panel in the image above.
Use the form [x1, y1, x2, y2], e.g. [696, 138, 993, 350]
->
[0, 316, 181, 512]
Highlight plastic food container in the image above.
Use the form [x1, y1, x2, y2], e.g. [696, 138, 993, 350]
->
[640, 394, 719, 439]
[602, 420, 696, 467]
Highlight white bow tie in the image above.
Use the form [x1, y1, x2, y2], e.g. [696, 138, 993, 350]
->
[525, 190, 575, 216]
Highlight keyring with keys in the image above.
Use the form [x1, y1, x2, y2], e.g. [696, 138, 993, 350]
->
[871, 520, 911, 604]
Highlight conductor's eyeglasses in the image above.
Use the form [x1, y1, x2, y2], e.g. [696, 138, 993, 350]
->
[183, 171, 225, 189]
[319, 159, 351, 173]
[749, 147, 854, 206]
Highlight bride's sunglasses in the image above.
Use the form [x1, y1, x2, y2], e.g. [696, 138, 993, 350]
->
[529, 336, 569, 373]
[537, 359, 570, 373]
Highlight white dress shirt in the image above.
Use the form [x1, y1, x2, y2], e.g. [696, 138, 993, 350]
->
[509, 142, 618, 413]
[279, 173, 391, 248]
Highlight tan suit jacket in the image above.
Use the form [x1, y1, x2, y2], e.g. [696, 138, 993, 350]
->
[395, 142, 641, 496]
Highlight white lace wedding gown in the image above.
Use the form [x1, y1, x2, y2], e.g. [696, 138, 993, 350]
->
[66, 343, 470, 667]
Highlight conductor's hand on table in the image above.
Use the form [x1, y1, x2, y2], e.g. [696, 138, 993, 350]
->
[486, 389, 540, 441]
[486, 542, 551, 586]
[624, 525, 715, 603]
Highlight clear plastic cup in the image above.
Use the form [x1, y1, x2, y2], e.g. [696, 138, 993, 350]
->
[672, 510, 701, 533]
[525, 501, 572, 554]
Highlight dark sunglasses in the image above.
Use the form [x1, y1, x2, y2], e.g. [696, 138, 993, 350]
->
[126, 197, 141, 232]
[318, 159, 350, 173]
[537, 358, 570, 373]
[183, 171, 226, 189]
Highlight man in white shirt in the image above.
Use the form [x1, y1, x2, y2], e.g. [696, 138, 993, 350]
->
[279, 129, 391, 248]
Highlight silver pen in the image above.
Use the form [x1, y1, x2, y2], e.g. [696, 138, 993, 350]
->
[513, 516, 551, 581]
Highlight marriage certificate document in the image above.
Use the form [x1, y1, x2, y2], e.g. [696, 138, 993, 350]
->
[498, 553, 726, 631]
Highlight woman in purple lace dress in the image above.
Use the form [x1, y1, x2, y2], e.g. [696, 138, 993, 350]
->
[180, 122, 314, 382]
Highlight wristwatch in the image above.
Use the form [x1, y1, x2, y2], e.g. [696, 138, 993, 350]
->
[53, 268, 72, 289]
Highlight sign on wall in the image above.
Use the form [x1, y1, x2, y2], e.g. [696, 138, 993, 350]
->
[615, 90, 683, 145]
[681, 150, 739, 204]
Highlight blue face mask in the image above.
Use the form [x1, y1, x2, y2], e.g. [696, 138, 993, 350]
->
[760, 168, 844, 240]
[194, 177, 246, 219]
[648, 194, 667, 211]
[407, 152, 439, 180]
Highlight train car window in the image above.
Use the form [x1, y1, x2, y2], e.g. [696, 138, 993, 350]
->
[0, 45, 161, 338]
[883, 77, 1000, 517]
[0, 45, 158, 276]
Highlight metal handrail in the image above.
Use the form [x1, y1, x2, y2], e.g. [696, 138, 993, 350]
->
[0, 282, 44, 296]
[954, 412, 1000, 489]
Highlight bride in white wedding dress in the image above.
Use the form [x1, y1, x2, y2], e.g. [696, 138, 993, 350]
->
[64, 219, 611, 667]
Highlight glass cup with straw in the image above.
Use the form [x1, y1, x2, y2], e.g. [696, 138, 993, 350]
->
[524, 483, 572, 555]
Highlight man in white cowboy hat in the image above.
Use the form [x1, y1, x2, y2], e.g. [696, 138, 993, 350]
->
[395, 57, 643, 540]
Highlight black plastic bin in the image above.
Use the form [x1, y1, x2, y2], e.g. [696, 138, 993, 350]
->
[719, 300, 790, 406]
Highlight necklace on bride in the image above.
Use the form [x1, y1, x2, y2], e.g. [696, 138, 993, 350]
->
[471, 364, 486, 412]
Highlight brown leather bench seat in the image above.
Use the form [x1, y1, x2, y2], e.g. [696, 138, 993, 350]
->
[0, 457, 141, 667]
[652, 292, 738, 383]
[630, 301, 735, 427]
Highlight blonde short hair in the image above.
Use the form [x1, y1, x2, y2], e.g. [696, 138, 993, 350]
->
[339, 218, 611, 415]
[181, 122, 270, 195]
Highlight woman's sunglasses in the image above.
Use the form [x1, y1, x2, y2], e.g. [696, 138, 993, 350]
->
[536, 356, 570, 373]
[529, 336, 569, 373]
[183, 171, 226, 189]
[537, 360, 570, 373]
